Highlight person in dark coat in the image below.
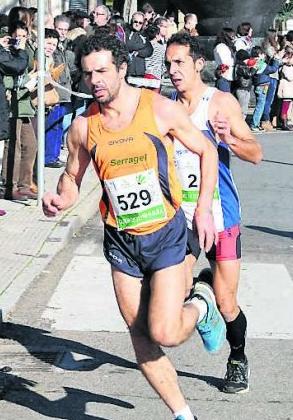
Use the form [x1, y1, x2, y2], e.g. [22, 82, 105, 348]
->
[0, 34, 28, 141]
[126, 12, 153, 80]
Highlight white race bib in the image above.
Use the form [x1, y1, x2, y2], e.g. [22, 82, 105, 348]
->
[174, 140, 223, 231]
[104, 169, 167, 230]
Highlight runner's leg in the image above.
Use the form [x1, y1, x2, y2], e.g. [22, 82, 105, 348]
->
[112, 266, 194, 413]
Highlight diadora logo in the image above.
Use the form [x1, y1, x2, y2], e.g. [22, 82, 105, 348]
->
[175, 149, 189, 157]
[109, 251, 122, 264]
[108, 137, 134, 146]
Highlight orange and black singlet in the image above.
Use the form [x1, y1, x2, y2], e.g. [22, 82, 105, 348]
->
[87, 88, 182, 235]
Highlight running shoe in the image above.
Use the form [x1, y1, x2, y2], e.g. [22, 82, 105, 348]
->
[184, 268, 213, 303]
[175, 416, 198, 420]
[197, 268, 213, 287]
[222, 357, 250, 393]
[192, 281, 226, 353]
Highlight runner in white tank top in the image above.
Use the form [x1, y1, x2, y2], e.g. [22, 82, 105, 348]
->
[166, 32, 262, 396]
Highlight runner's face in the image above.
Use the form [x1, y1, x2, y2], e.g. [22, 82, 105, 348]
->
[82, 50, 126, 104]
[165, 44, 202, 92]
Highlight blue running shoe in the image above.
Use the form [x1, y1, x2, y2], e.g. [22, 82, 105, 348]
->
[175, 417, 198, 420]
[193, 281, 226, 353]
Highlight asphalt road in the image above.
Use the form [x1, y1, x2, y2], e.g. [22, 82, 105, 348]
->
[0, 131, 292, 420]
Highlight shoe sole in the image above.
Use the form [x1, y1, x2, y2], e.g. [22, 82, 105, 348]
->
[195, 281, 226, 353]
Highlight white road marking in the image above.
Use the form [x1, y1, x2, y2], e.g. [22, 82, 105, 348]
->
[42, 256, 127, 332]
[42, 258, 293, 339]
[239, 263, 293, 339]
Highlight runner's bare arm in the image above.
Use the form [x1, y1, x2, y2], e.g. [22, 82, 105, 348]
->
[42, 116, 91, 217]
[154, 95, 218, 251]
[212, 92, 263, 164]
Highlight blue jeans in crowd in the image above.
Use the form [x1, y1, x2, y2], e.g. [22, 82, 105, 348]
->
[45, 103, 70, 164]
[216, 77, 231, 93]
[251, 84, 269, 128]
[261, 77, 278, 122]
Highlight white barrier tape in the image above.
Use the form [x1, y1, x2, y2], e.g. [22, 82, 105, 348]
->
[48, 76, 92, 99]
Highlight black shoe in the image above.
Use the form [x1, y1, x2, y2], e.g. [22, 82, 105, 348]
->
[185, 268, 214, 302]
[222, 357, 250, 393]
[4, 191, 28, 201]
[197, 268, 213, 288]
[45, 160, 65, 168]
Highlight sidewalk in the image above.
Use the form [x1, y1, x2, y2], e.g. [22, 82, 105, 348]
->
[0, 155, 101, 321]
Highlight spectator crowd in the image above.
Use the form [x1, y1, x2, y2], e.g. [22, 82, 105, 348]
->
[0, 2, 292, 216]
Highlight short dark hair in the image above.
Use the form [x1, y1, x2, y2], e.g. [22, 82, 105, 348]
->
[8, 20, 28, 36]
[79, 34, 129, 69]
[237, 22, 252, 37]
[144, 24, 159, 41]
[154, 17, 167, 27]
[236, 49, 250, 61]
[167, 32, 204, 61]
[45, 28, 59, 39]
[251, 46, 263, 58]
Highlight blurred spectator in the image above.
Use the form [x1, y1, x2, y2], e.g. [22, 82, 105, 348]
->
[235, 22, 253, 53]
[214, 27, 236, 92]
[126, 12, 153, 82]
[144, 24, 166, 91]
[91, 5, 110, 29]
[42, 29, 66, 168]
[8, 6, 36, 72]
[0, 27, 29, 200]
[277, 45, 293, 131]
[2, 21, 37, 201]
[154, 16, 168, 45]
[250, 46, 280, 131]
[75, 9, 91, 30]
[109, 14, 126, 43]
[181, 13, 198, 37]
[54, 15, 77, 149]
[260, 28, 282, 131]
[166, 12, 177, 39]
[142, 3, 157, 29]
[234, 49, 256, 119]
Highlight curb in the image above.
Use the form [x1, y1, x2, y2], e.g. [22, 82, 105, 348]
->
[0, 184, 101, 322]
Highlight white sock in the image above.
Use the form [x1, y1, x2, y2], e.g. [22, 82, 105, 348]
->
[190, 297, 208, 323]
[173, 405, 194, 419]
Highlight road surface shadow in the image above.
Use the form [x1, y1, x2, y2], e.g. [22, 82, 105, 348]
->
[261, 158, 293, 166]
[177, 369, 223, 390]
[0, 322, 223, 390]
[0, 371, 133, 419]
[245, 225, 293, 239]
[0, 322, 137, 372]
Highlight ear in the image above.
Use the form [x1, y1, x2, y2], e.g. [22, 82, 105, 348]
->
[195, 57, 205, 72]
[119, 62, 128, 78]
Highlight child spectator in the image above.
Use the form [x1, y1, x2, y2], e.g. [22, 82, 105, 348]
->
[250, 46, 280, 131]
[234, 49, 256, 119]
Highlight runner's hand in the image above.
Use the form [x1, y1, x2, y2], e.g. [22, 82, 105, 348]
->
[194, 208, 218, 252]
[42, 192, 64, 217]
[212, 112, 235, 145]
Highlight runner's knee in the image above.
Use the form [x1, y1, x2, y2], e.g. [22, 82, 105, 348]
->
[149, 322, 181, 347]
